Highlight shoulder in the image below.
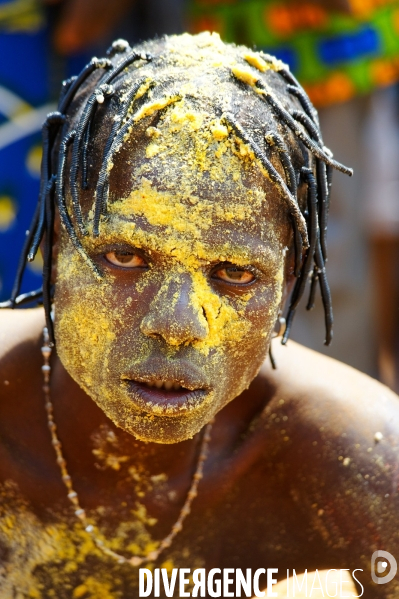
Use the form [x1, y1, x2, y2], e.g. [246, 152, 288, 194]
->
[264, 340, 399, 444]
[256, 341, 399, 498]
[0, 308, 44, 402]
[259, 341, 399, 514]
[0, 307, 45, 359]
[259, 343, 399, 577]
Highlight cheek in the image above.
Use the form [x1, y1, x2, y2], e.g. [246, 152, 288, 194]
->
[207, 271, 285, 401]
[54, 248, 122, 393]
[54, 282, 117, 393]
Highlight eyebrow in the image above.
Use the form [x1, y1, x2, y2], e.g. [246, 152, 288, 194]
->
[87, 222, 280, 272]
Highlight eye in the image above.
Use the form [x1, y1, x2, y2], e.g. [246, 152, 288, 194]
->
[104, 251, 147, 268]
[212, 265, 256, 285]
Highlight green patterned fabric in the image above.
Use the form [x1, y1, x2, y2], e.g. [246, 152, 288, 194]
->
[188, 0, 399, 105]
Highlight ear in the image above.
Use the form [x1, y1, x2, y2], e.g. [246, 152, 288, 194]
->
[39, 210, 61, 285]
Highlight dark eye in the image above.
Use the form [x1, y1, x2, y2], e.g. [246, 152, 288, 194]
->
[104, 251, 147, 268]
[212, 266, 256, 285]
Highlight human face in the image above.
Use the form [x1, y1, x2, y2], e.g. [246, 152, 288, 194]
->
[54, 115, 293, 443]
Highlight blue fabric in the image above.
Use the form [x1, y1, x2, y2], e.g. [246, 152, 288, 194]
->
[318, 25, 381, 67]
[0, 6, 87, 301]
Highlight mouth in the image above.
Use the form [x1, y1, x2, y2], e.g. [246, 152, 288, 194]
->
[122, 378, 209, 415]
[121, 358, 212, 416]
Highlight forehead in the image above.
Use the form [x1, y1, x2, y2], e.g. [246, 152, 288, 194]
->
[88, 98, 292, 253]
[86, 178, 290, 275]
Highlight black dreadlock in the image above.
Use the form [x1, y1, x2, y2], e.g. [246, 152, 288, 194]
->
[0, 34, 352, 352]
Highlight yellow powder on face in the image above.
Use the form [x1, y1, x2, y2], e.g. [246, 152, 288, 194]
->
[98, 173, 287, 358]
[107, 177, 258, 245]
[189, 269, 251, 355]
[56, 32, 293, 441]
[55, 248, 117, 394]
[146, 143, 161, 158]
[211, 121, 228, 141]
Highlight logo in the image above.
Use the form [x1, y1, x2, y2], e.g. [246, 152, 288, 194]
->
[371, 550, 397, 584]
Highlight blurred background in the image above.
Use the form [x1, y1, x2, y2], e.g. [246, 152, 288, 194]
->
[0, 0, 398, 394]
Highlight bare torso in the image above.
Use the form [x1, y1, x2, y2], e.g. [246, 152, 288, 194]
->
[1, 309, 399, 598]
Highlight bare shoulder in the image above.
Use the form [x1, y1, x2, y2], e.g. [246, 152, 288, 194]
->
[0, 308, 44, 395]
[258, 343, 399, 587]
[0, 308, 44, 357]
[264, 339, 399, 441]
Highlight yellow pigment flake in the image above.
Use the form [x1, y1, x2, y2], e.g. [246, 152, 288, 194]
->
[261, 53, 285, 72]
[146, 126, 161, 138]
[231, 66, 259, 87]
[133, 95, 181, 123]
[134, 78, 152, 100]
[211, 121, 228, 141]
[243, 52, 285, 74]
[146, 143, 161, 158]
[170, 101, 203, 132]
[91, 428, 131, 472]
[244, 52, 269, 73]
[72, 578, 115, 599]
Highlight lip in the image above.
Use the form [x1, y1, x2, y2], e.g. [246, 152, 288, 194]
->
[123, 380, 208, 415]
[121, 357, 211, 416]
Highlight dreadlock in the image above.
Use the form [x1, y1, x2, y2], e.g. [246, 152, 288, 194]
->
[0, 33, 352, 351]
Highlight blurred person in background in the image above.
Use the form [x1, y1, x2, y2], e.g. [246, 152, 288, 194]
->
[188, 0, 399, 393]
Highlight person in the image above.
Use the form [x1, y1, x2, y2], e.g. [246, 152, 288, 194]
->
[0, 32, 398, 598]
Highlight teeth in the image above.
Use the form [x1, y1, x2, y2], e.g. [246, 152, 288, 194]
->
[144, 380, 183, 391]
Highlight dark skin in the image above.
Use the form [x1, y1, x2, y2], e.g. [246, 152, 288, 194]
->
[1, 148, 399, 597]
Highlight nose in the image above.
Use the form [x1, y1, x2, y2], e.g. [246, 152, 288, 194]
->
[140, 273, 209, 346]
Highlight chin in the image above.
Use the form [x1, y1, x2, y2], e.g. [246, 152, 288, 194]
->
[95, 396, 217, 444]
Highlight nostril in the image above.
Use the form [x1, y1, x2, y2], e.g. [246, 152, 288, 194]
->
[148, 332, 163, 341]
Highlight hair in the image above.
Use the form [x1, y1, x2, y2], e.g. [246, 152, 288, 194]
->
[0, 32, 352, 350]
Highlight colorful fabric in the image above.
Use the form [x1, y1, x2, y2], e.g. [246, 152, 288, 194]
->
[0, 0, 87, 301]
[188, 0, 399, 106]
